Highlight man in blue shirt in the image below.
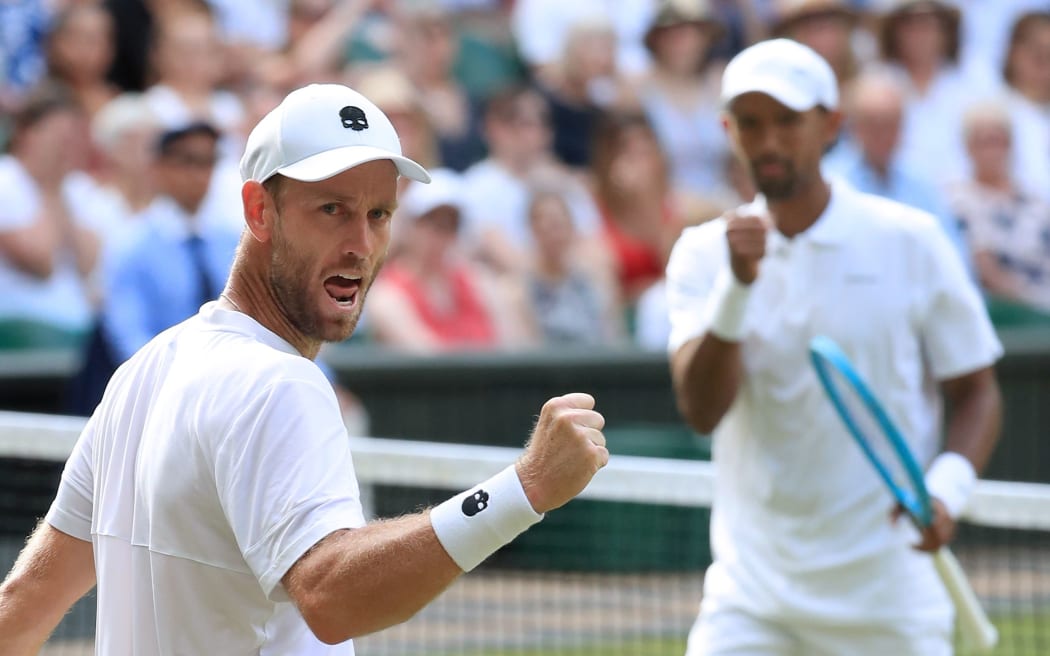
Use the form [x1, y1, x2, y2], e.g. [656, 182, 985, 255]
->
[69, 121, 239, 412]
[824, 69, 973, 270]
[101, 121, 238, 361]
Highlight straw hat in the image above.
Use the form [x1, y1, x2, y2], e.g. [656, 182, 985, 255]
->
[771, 0, 859, 36]
[878, 0, 961, 62]
[644, 0, 726, 53]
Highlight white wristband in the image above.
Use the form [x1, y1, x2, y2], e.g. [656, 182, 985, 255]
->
[925, 452, 978, 519]
[703, 269, 754, 342]
[430, 465, 544, 572]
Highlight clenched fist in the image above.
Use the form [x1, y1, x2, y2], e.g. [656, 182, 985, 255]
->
[516, 393, 609, 514]
[725, 212, 769, 285]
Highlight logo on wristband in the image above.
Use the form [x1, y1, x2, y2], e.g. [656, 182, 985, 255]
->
[462, 489, 489, 517]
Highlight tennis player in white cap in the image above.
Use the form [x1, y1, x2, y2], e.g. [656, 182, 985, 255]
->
[0, 84, 609, 655]
[667, 40, 1002, 655]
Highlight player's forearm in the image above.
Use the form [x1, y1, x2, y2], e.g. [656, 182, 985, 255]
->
[941, 367, 1002, 474]
[44, 193, 99, 278]
[0, 576, 54, 655]
[671, 333, 744, 434]
[0, 222, 59, 279]
[0, 524, 95, 655]
[285, 514, 462, 644]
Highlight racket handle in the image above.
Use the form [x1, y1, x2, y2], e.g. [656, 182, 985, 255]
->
[933, 548, 999, 652]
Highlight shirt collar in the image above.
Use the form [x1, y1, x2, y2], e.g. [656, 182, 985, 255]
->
[804, 177, 854, 246]
[198, 301, 302, 357]
[752, 176, 854, 248]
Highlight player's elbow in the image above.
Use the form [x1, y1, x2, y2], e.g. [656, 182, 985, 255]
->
[675, 393, 723, 435]
[298, 595, 352, 645]
[300, 596, 414, 644]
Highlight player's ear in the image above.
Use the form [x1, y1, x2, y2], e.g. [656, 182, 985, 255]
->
[823, 108, 844, 145]
[242, 180, 273, 242]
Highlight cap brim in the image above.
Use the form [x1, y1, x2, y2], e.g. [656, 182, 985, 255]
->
[723, 77, 819, 112]
[277, 145, 431, 184]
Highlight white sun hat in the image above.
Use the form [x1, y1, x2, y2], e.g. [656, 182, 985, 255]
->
[239, 83, 431, 184]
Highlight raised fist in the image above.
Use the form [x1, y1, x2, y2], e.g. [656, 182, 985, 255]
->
[725, 212, 769, 285]
[515, 393, 609, 514]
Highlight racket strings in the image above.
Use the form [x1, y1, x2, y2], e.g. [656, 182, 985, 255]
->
[820, 361, 926, 520]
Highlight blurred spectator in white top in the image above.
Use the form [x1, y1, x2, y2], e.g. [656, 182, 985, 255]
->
[534, 17, 638, 169]
[949, 0, 1049, 83]
[824, 69, 971, 267]
[511, 0, 655, 78]
[948, 101, 1050, 314]
[874, 0, 998, 187]
[0, 86, 99, 348]
[143, 7, 244, 135]
[521, 189, 624, 346]
[770, 0, 866, 90]
[43, 3, 119, 119]
[82, 92, 160, 245]
[395, 3, 486, 171]
[1001, 11, 1050, 205]
[366, 168, 532, 352]
[460, 85, 602, 274]
[639, 0, 734, 216]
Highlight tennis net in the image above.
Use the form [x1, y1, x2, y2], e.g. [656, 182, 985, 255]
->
[1, 410, 1048, 656]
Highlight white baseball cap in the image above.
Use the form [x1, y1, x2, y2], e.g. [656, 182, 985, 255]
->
[721, 38, 838, 111]
[239, 83, 431, 184]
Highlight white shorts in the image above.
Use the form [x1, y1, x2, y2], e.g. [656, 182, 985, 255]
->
[685, 604, 952, 656]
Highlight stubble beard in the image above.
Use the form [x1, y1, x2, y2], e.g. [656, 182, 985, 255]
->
[751, 157, 800, 201]
[269, 219, 382, 345]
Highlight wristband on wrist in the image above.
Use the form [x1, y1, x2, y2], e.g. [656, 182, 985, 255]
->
[704, 269, 753, 342]
[925, 452, 978, 519]
[430, 465, 544, 572]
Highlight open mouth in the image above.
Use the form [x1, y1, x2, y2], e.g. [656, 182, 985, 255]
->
[324, 274, 362, 308]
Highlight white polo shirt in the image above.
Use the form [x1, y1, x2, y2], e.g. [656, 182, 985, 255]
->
[666, 179, 1002, 624]
[46, 303, 366, 655]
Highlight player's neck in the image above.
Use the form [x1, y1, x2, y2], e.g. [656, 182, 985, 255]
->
[221, 263, 322, 360]
[766, 178, 832, 239]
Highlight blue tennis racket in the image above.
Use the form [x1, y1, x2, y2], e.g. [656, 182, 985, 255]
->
[809, 335, 998, 652]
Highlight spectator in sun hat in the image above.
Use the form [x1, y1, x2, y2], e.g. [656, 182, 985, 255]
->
[366, 168, 532, 351]
[638, 0, 735, 213]
[770, 0, 864, 88]
[875, 0, 999, 188]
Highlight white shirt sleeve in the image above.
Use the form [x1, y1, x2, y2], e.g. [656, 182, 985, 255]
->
[665, 221, 729, 353]
[917, 218, 1004, 379]
[213, 375, 366, 602]
[45, 415, 96, 541]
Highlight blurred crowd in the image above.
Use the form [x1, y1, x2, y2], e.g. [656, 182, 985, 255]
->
[2, 0, 1050, 375]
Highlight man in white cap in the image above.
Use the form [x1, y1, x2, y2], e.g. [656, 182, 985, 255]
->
[666, 40, 1002, 654]
[0, 84, 610, 655]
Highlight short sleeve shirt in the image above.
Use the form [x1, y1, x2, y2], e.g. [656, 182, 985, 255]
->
[47, 303, 365, 654]
[665, 180, 1002, 621]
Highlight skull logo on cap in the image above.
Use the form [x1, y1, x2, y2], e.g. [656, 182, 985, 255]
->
[339, 106, 369, 131]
